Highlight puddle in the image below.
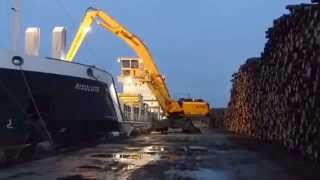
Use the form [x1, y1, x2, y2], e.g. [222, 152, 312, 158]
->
[114, 153, 143, 160]
[77, 165, 103, 171]
[124, 147, 141, 151]
[160, 155, 171, 160]
[106, 146, 166, 161]
[144, 146, 167, 152]
[165, 168, 230, 180]
[125, 164, 136, 170]
[86, 145, 171, 176]
[90, 145, 171, 174]
[86, 145, 203, 174]
[180, 146, 209, 153]
[108, 161, 129, 171]
[56, 175, 94, 180]
[90, 153, 113, 158]
[5, 172, 41, 179]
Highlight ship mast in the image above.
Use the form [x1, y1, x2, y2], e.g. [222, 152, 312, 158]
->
[11, 0, 20, 52]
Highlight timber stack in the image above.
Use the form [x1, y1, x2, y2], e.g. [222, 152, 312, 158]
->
[225, 58, 260, 136]
[225, 2, 320, 162]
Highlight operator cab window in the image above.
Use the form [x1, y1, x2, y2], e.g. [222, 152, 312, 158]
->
[122, 60, 130, 68]
[131, 60, 139, 69]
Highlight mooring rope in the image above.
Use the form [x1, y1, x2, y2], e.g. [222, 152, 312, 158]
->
[18, 67, 53, 145]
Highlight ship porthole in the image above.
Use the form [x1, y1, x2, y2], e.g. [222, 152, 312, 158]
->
[12, 56, 24, 66]
[87, 68, 94, 77]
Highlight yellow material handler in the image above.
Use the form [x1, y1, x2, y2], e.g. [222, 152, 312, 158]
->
[65, 8, 210, 132]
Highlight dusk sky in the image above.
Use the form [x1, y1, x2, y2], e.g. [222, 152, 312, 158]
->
[0, 0, 309, 107]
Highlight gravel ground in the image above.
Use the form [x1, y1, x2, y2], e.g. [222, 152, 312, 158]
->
[0, 128, 319, 180]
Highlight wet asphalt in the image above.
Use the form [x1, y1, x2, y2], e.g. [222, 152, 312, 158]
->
[0, 128, 319, 180]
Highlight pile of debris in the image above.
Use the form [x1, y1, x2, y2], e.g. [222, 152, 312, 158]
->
[225, 3, 320, 161]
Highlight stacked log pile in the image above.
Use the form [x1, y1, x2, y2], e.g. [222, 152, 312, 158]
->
[225, 3, 320, 162]
[225, 58, 260, 136]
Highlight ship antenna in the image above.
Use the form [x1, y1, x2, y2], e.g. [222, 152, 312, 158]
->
[11, 0, 20, 52]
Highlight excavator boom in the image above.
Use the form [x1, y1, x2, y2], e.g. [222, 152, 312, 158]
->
[65, 7, 209, 118]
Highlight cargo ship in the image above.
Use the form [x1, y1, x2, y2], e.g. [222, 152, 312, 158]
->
[0, 1, 124, 161]
[0, 50, 123, 153]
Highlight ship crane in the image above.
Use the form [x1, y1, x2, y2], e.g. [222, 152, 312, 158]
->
[65, 8, 209, 123]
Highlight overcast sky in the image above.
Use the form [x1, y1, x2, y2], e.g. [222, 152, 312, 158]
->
[0, 0, 309, 107]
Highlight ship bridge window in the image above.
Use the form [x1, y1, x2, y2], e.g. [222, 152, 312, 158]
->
[131, 60, 139, 69]
[122, 60, 130, 68]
